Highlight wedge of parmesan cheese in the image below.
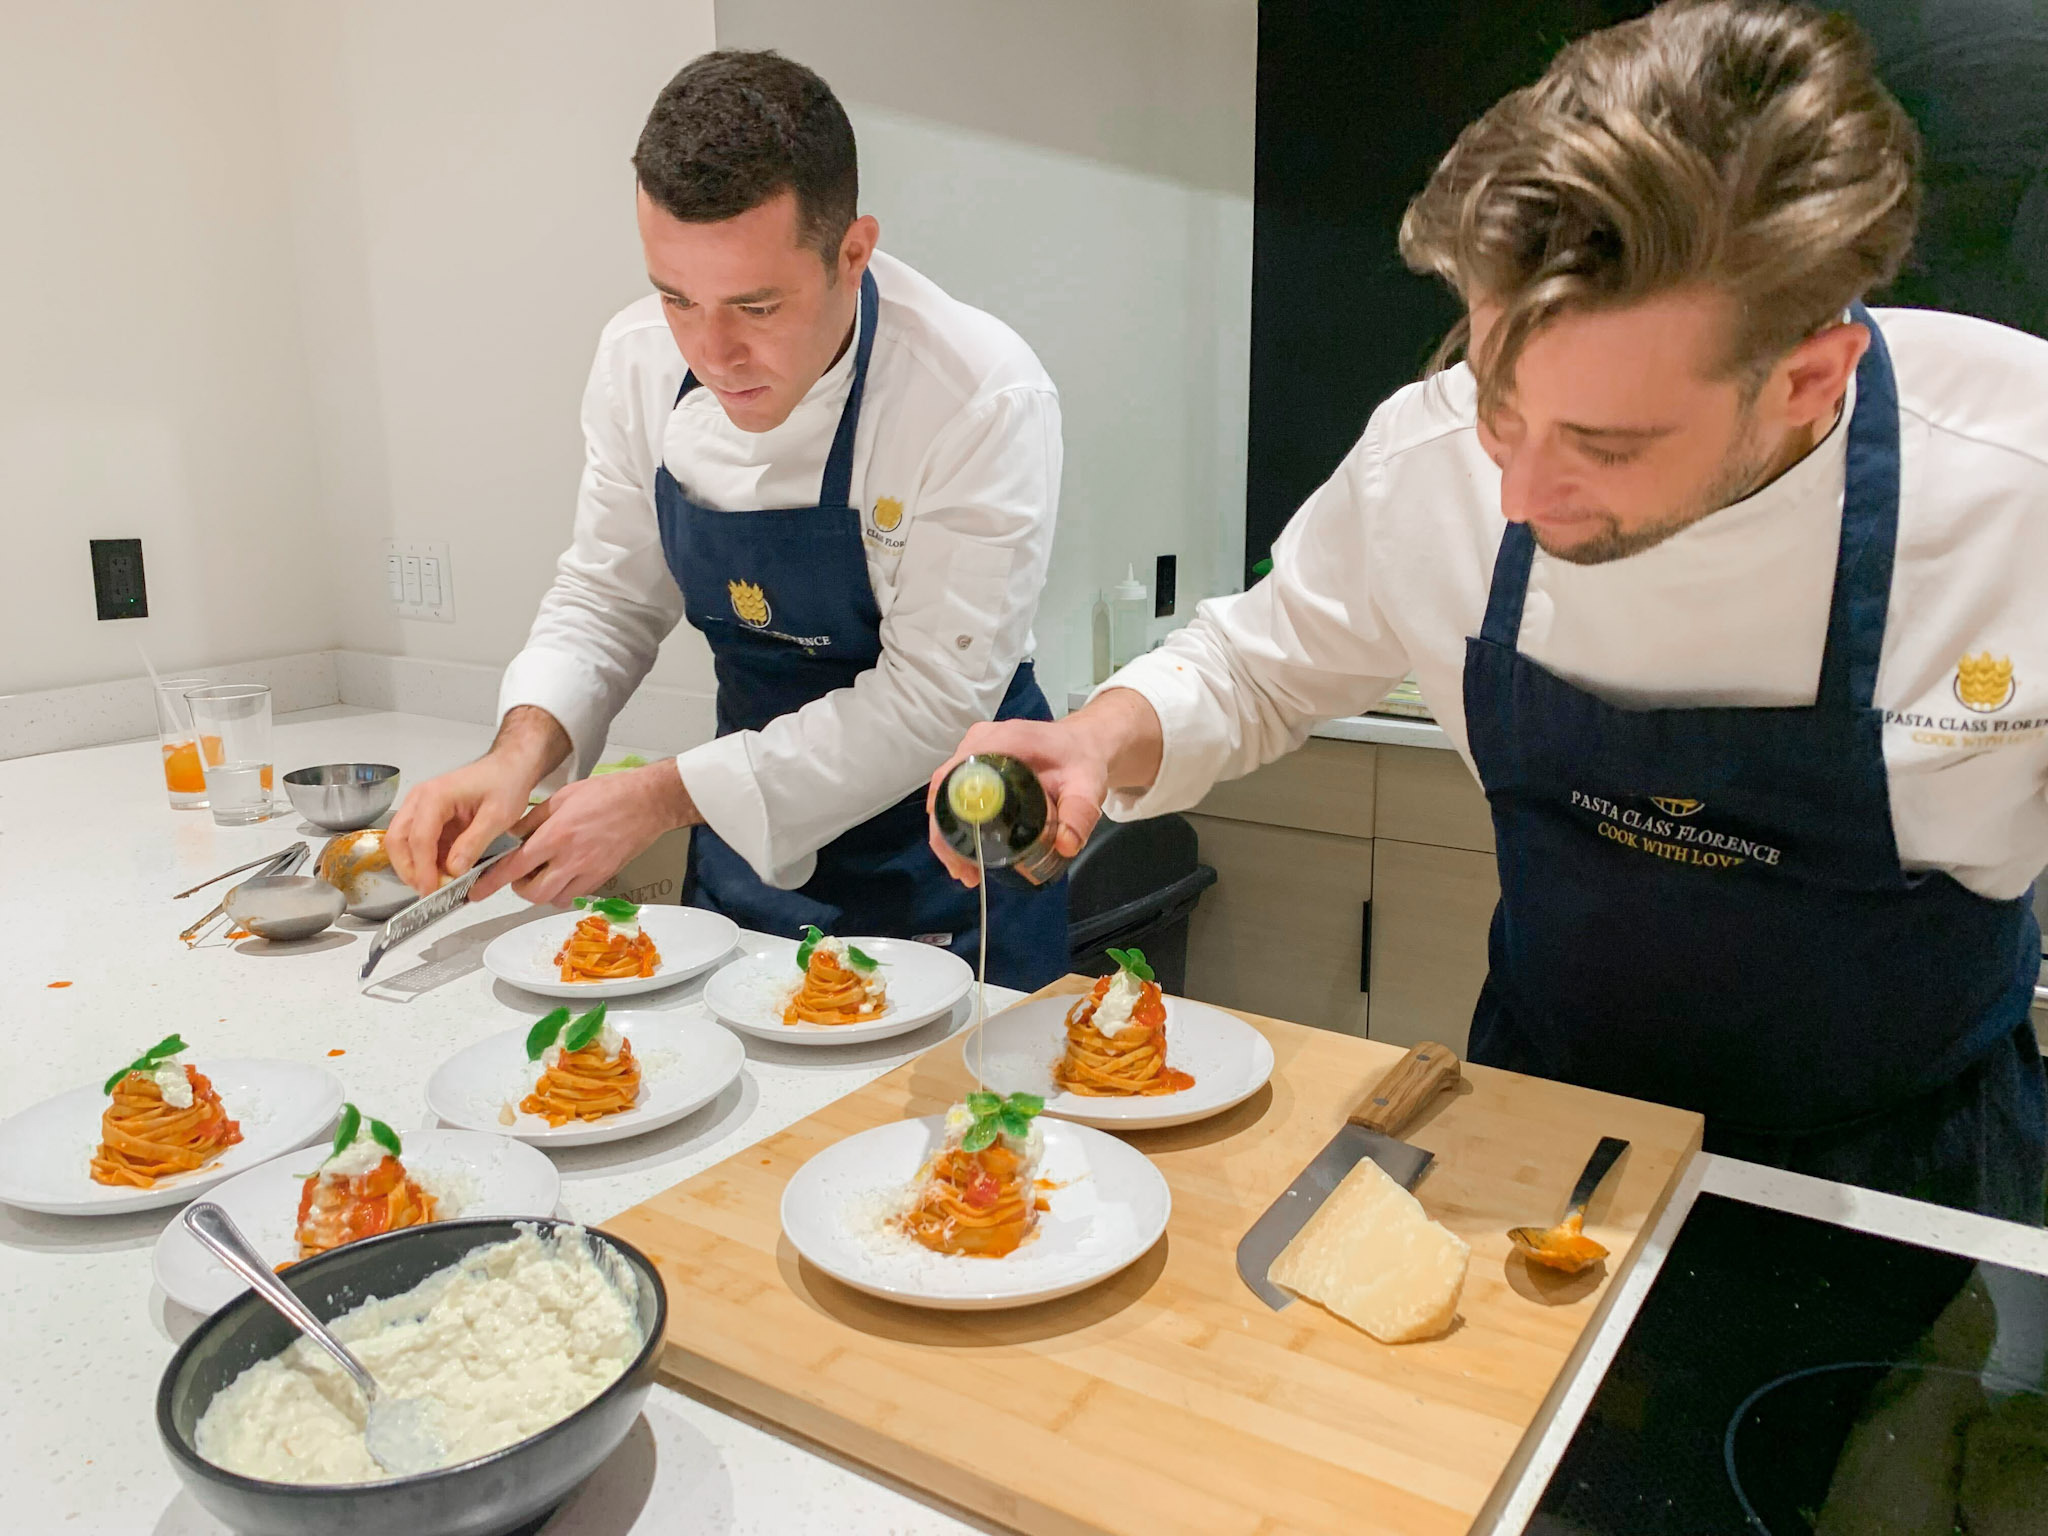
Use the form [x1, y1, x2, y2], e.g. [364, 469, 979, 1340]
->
[1268, 1157, 1469, 1343]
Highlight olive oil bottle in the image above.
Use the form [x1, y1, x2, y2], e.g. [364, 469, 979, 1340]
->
[935, 753, 1070, 886]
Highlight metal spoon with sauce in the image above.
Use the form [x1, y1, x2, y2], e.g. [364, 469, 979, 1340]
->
[181, 1202, 446, 1476]
[1507, 1135, 1630, 1274]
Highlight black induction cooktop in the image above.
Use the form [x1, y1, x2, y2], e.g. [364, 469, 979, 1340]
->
[1527, 1192, 2048, 1534]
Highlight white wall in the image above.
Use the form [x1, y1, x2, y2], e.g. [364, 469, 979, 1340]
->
[2, 0, 1249, 719]
[271, 0, 720, 696]
[716, 0, 1256, 701]
[0, 1, 334, 695]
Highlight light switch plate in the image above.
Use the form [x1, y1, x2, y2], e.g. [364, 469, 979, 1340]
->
[380, 538, 455, 622]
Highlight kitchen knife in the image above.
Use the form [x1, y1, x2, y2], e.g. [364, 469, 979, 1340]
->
[358, 843, 519, 981]
[1235, 1039, 1462, 1309]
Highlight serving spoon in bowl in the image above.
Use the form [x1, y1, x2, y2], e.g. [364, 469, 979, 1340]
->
[180, 1202, 446, 1476]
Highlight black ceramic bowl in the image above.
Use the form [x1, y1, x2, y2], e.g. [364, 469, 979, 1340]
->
[157, 1218, 667, 1536]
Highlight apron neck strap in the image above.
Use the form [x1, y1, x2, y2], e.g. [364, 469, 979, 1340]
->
[818, 266, 880, 509]
[669, 265, 881, 510]
[1816, 300, 1900, 710]
[1477, 302, 1902, 714]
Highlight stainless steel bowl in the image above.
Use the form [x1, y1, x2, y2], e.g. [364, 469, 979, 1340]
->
[222, 875, 348, 942]
[282, 763, 400, 832]
[316, 828, 416, 921]
[158, 1217, 666, 1536]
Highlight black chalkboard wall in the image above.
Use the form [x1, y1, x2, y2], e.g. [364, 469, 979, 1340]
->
[1244, 0, 2048, 576]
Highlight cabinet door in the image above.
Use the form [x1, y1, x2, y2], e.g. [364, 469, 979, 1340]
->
[1183, 814, 1371, 1037]
[1366, 839, 1499, 1054]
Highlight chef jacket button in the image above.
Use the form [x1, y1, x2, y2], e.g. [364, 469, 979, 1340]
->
[955, 635, 971, 650]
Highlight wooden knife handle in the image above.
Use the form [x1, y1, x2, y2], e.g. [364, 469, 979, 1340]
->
[1348, 1042, 1461, 1136]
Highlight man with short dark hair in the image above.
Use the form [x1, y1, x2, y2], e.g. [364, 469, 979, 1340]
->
[931, 0, 2048, 1218]
[390, 50, 1069, 987]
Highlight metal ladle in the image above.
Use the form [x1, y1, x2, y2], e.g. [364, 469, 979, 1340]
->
[181, 1202, 446, 1477]
[1507, 1135, 1631, 1274]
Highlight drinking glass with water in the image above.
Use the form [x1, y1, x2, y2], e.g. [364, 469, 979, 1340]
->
[183, 685, 275, 826]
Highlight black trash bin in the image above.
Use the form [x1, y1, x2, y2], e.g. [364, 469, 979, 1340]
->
[1064, 814, 1216, 995]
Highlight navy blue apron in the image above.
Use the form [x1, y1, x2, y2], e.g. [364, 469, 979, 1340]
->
[1462, 304, 2046, 1223]
[652, 268, 1070, 991]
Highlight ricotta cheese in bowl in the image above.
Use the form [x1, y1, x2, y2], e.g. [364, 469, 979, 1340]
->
[194, 1224, 642, 1484]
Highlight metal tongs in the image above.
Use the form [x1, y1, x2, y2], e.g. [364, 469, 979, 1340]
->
[178, 842, 309, 944]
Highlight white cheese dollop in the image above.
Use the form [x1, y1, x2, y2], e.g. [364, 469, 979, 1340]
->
[1089, 968, 1146, 1038]
[601, 914, 640, 942]
[149, 1057, 194, 1109]
[319, 1124, 390, 1180]
[193, 1226, 643, 1484]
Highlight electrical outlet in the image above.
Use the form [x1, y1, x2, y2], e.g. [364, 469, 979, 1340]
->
[380, 538, 455, 622]
[1154, 553, 1177, 618]
[90, 538, 148, 620]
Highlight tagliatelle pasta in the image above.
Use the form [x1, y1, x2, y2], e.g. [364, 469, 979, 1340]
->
[89, 1061, 244, 1189]
[555, 915, 660, 982]
[521, 1039, 642, 1128]
[1053, 951, 1195, 1098]
[290, 1156, 438, 1262]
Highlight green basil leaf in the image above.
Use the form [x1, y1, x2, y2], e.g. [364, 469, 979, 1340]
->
[845, 945, 878, 973]
[1104, 947, 1127, 971]
[998, 1108, 1032, 1141]
[573, 896, 640, 923]
[960, 1118, 998, 1153]
[331, 1102, 361, 1157]
[1122, 947, 1155, 983]
[795, 924, 825, 971]
[1003, 1093, 1045, 1119]
[525, 1007, 571, 1061]
[965, 1091, 1002, 1117]
[562, 1003, 609, 1055]
[368, 1118, 402, 1158]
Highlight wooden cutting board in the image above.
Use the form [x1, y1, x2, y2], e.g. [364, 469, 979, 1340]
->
[607, 979, 1703, 1535]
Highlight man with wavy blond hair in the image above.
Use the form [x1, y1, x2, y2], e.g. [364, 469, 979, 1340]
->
[933, 0, 2048, 1220]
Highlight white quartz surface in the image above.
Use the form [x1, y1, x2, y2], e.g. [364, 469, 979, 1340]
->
[0, 708, 998, 1536]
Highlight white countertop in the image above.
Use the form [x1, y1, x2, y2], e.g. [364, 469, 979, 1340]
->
[0, 707, 1002, 1536]
[6, 706, 2044, 1536]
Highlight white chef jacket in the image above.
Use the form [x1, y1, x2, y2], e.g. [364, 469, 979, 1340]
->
[1106, 308, 2048, 902]
[500, 251, 1061, 888]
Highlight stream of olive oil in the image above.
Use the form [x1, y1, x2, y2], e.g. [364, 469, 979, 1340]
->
[974, 838, 987, 1091]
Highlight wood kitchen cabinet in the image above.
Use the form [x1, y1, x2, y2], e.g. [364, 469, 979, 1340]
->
[1365, 838, 1498, 1053]
[1180, 734, 1499, 1050]
[1183, 812, 1372, 1037]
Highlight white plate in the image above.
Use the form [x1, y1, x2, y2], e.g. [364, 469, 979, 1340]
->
[0, 1060, 345, 1217]
[702, 936, 973, 1046]
[425, 1010, 747, 1147]
[151, 1128, 561, 1314]
[959, 992, 1276, 1131]
[780, 1116, 1170, 1310]
[481, 905, 741, 999]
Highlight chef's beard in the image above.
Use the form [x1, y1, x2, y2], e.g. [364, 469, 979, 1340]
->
[1532, 412, 1777, 568]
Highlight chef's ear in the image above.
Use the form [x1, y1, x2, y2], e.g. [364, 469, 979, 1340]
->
[1776, 320, 1868, 431]
[835, 214, 880, 286]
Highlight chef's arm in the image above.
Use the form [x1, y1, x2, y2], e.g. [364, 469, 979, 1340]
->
[677, 385, 1061, 888]
[929, 426, 1411, 884]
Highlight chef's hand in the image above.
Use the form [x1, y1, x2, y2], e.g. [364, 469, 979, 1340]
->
[472, 762, 701, 906]
[387, 706, 569, 894]
[925, 687, 1165, 888]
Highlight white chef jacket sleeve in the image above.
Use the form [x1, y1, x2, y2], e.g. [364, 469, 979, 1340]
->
[1101, 420, 1412, 820]
[674, 385, 1060, 888]
[497, 333, 684, 780]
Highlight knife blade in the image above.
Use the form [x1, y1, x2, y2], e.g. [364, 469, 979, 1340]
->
[358, 843, 519, 981]
[1235, 1039, 1461, 1309]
